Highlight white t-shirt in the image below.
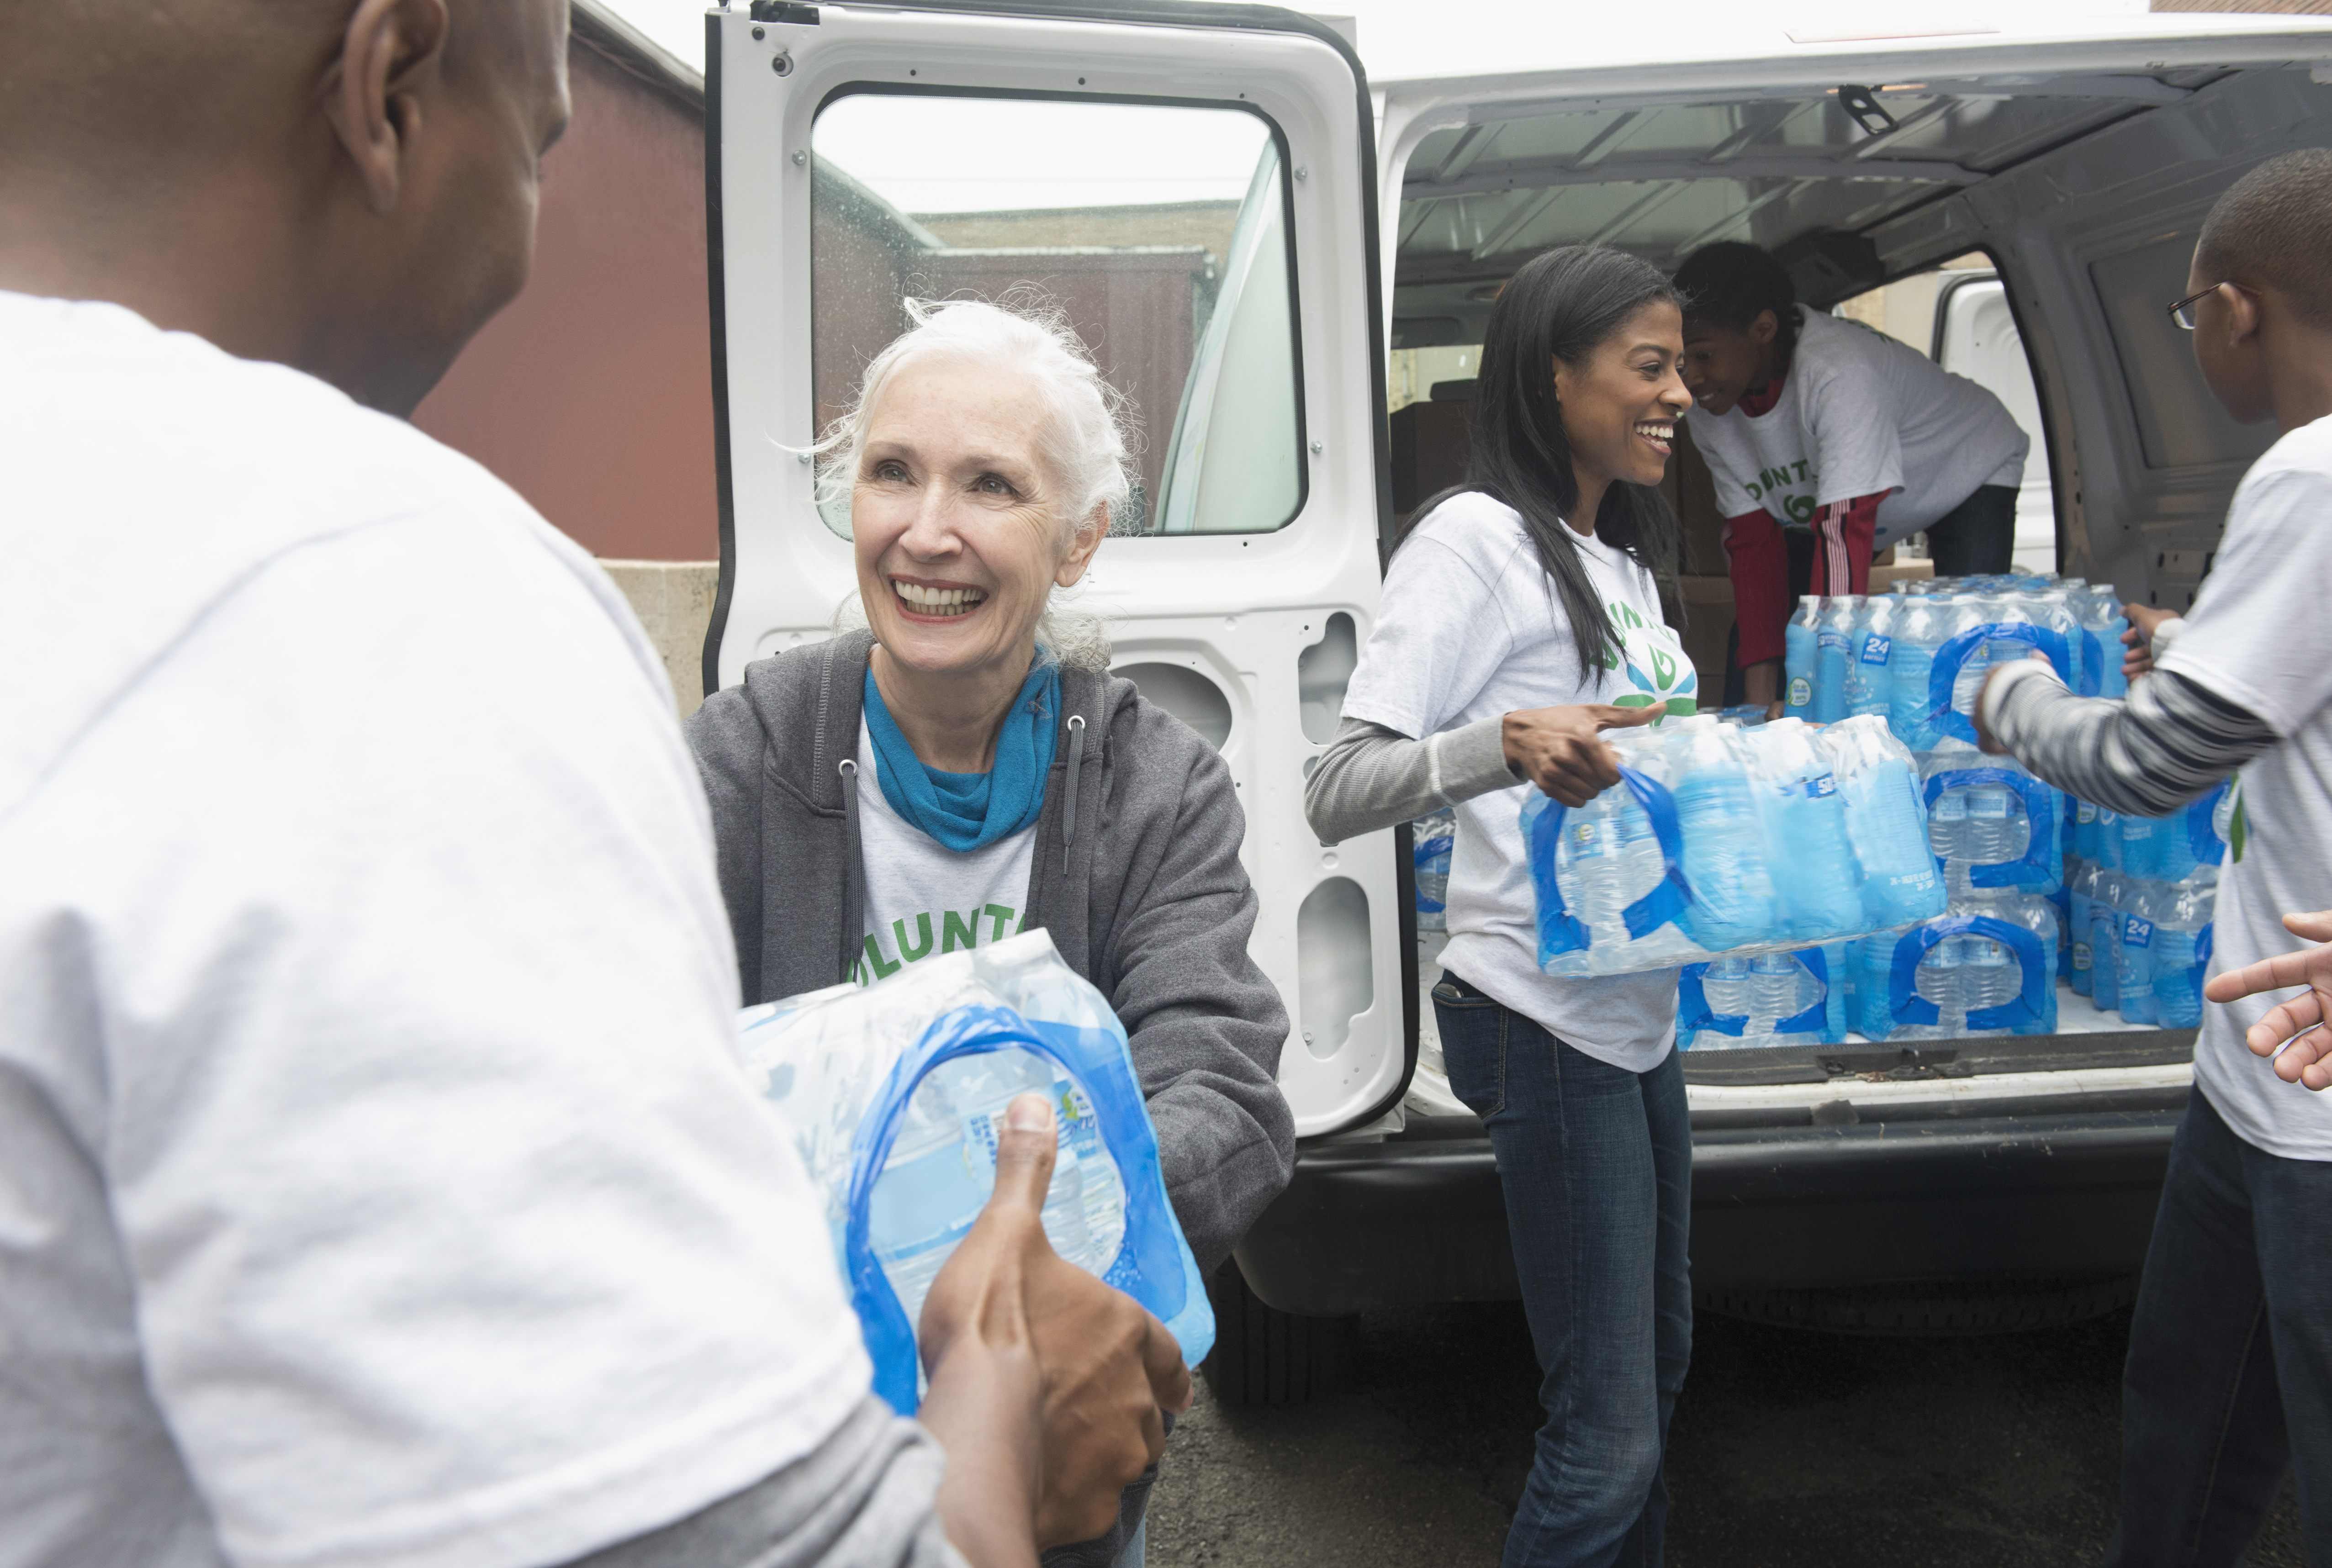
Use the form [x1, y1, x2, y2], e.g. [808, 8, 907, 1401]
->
[1341, 492, 1694, 1072]
[851, 717, 1038, 984]
[1684, 306, 2030, 547]
[2155, 412, 2332, 1161]
[0, 294, 870, 1568]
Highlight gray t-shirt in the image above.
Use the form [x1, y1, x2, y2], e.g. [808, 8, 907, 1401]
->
[1340, 493, 1692, 1071]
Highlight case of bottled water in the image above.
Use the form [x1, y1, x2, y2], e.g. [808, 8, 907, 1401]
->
[1680, 943, 1849, 1049]
[735, 929, 1212, 1413]
[1523, 714, 1944, 977]
[1854, 893, 2060, 1040]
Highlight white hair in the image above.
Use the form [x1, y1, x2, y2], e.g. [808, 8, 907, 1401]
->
[811, 295, 1137, 670]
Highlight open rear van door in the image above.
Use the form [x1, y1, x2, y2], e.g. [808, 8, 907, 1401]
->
[1372, 15, 2332, 614]
[702, 1, 1409, 1136]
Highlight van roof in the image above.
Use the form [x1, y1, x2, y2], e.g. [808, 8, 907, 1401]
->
[1373, 11, 2332, 96]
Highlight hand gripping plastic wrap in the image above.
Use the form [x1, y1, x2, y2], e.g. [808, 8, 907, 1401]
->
[735, 929, 1212, 1414]
[1522, 714, 1947, 978]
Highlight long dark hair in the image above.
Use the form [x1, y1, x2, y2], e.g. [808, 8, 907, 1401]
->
[1402, 244, 1683, 685]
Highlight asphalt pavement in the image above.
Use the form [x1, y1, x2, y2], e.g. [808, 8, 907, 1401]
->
[1146, 1301, 2306, 1567]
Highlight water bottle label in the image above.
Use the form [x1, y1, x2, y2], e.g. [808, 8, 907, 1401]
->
[1571, 822, 1598, 847]
[1819, 631, 1849, 651]
[2124, 918, 2154, 948]
[1860, 636, 1893, 665]
[2073, 940, 2093, 971]
[1787, 677, 1811, 707]
[2126, 820, 2154, 839]
[1804, 774, 1838, 799]
[2077, 802, 2097, 824]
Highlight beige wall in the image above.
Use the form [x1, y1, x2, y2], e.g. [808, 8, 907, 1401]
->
[601, 561, 720, 718]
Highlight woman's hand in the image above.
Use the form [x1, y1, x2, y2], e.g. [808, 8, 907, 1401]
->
[916, 1094, 1189, 1565]
[2122, 602, 2179, 683]
[2203, 911, 2332, 1092]
[1502, 702, 1662, 808]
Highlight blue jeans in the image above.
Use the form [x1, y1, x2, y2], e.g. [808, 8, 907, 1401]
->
[1434, 972, 1693, 1568]
[2105, 1089, 2332, 1565]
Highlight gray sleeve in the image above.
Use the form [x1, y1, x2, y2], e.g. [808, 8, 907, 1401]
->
[1304, 715, 1521, 845]
[682, 686, 769, 1003]
[1984, 661, 2275, 818]
[1100, 727, 1296, 1276]
[561, 1396, 968, 1568]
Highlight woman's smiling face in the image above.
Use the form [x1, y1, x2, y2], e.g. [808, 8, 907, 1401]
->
[1552, 299, 1692, 494]
[851, 357, 1102, 679]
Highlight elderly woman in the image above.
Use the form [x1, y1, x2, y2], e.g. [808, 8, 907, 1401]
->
[684, 298, 1296, 1568]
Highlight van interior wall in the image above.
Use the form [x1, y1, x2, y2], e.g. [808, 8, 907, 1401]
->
[411, 39, 717, 564]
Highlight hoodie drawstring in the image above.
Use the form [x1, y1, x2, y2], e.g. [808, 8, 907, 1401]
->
[1062, 714, 1085, 874]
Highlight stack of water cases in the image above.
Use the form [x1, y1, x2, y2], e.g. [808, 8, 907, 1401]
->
[1523, 716, 1946, 1041]
[1782, 572, 2221, 1038]
[2066, 784, 2229, 1028]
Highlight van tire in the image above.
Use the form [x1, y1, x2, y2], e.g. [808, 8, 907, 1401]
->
[1199, 1263, 1353, 1406]
[1697, 1275, 2138, 1336]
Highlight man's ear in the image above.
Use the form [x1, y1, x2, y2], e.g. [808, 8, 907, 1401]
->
[320, 0, 452, 216]
[2223, 282, 2263, 346]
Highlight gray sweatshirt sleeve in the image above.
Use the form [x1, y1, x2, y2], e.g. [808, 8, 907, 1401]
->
[562, 1395, 966, 1568]
[1100, 717, 1297, 1276]
[1304, 715, 1522, 845]
[683, 686, 770, 1003]
[1981, 659, 2274, 818]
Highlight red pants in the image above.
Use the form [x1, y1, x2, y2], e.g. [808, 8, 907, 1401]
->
[1723, 495, 1883, 667]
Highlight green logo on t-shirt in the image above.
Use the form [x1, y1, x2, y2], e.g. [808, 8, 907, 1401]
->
[853, 902, 1026, 986]
[1743, 458, 1818, 523]
[1602, 598, 1698, 722]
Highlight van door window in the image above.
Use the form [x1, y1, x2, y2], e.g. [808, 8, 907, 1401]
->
[2089, 232, 2279, 473]
[810, 94, 1302, 538]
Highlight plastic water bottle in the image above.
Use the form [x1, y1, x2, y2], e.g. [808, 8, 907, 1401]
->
[1698, 953, 1753, 1044]
[2094, 807, 2124, 871]
[1946, 597, 1994, 728]
[1819, 716, 1942, 928]
[1412, 808, 1454, 932]
[2089, 586, 2130, 701]
[1784, 597, 1821, 716]
[2115, 880, 2162, 1025]
[1888, 595, 1947, 752]
[2068, 860, 2101, 998]
[1748, 718, 1867, 940]
[2150, 880, 2218, 1029]
[1967, 786, 2015, 870]
[2072, 798, 2102, 863]
[1965, 936, 2016, 1019]
[1814, 599, 1857, 723]
[2120, 812, 2161, 882]
[1560, 787, 1662, 952]
[1928, 780, 1969, 874]
[1967, 894, 2059, 1034]
[2152, 797, 2205, 884]
[1749, 951, 1801, 1037]
[1914, 936, 1971, 1037]
[1820, 941, 1849, 1042]
[1670, 717, 1780, 950]
[1847, 597, 1897, 719]
[2089, 870, 2126, 1013]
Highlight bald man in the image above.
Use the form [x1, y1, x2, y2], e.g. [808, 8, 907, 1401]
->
[0, 6, 1183, 1568]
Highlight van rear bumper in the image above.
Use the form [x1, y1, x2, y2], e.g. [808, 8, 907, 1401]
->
[1232, 1107, 2183, 1317]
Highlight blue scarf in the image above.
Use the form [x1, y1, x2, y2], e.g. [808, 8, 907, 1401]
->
[863, 657, 1061, 852]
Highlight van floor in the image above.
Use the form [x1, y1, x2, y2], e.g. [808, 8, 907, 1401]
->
[1147, 1301, 2306, 1565]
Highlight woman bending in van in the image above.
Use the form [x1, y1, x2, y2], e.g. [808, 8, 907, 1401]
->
[1306, 245, 1697, 1567]
[1673, 241, 2031, 710]
[685, 298, 1296, 1568]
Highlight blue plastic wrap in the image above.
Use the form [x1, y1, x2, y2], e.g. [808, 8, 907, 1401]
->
[736, 930, 1212, 1414]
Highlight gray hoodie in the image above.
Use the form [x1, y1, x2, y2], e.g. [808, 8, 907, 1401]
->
[683, 628, 1296, 1277]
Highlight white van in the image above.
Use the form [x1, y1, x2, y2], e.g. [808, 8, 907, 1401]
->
[698, 0, 2332, 1401]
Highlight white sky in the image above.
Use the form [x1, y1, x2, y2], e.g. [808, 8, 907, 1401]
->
[816, 95, 1272, 214]
[598, 0, 2152, 84]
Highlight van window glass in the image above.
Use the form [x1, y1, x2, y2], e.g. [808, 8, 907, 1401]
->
[2090, 234, 2279, 472]
[810, 94, 1302, 537]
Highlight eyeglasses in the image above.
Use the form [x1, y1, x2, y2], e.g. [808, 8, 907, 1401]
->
[2167, 281, 2253, 330]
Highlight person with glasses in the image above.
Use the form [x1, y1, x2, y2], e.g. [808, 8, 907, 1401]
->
[1973, 148, 2332, 1565]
